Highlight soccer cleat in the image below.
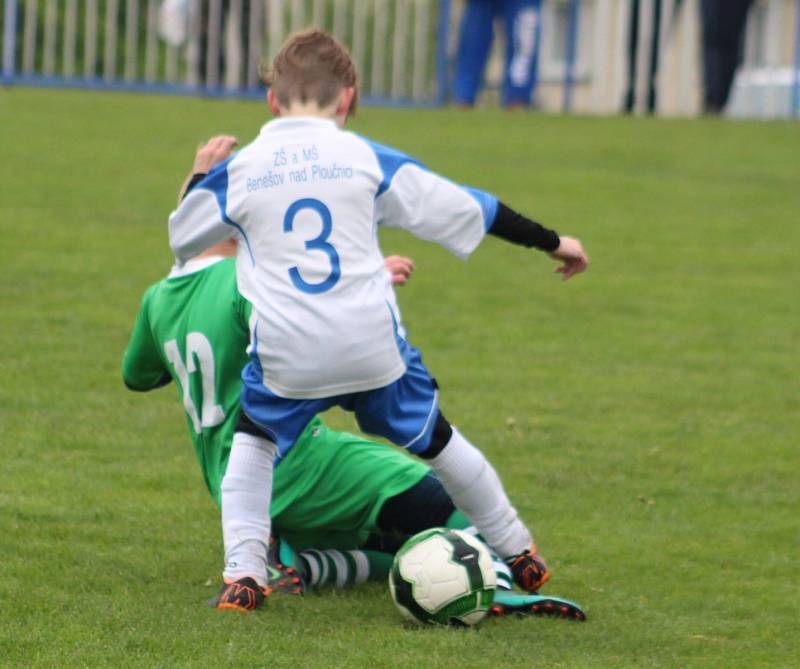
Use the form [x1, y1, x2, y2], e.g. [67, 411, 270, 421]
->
[213, 576, 270, 612]
[490, 590, 587, 622]
[506, 547, 550, 592]
[266, 535, 306, 596]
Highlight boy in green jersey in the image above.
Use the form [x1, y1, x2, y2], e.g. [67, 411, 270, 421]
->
[121, 136, 586, 620]
[122, 244, 435, 565]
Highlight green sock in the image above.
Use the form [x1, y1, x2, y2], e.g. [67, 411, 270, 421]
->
[445, 509, 471, 529]
[360, 550, 394, 581]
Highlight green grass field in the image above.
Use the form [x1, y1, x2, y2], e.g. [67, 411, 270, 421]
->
[1, 87, 798, 668]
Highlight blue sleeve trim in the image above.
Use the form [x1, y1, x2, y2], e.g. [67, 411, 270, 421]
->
[359, 136, 425, 197]
[196, 156, 256, 266]
[464, 187, 499, 231]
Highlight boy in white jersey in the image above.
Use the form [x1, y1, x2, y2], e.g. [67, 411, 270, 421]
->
[168, 29, 589, 611]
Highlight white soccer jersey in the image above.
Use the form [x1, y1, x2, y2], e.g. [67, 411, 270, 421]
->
[168, 117, 498, 399]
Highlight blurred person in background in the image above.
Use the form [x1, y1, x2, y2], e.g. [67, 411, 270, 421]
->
[159, 0, 252, 87]
[700, 0, 755, 113]
[623, 0, 663, 114]
[453, 0, 543, 109]
[197, 0, 252, 87]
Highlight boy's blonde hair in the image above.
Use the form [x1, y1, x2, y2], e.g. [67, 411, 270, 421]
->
[262, 29, 359, 115]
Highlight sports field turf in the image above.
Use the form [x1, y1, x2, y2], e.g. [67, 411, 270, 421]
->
[1, 87, 798, 668]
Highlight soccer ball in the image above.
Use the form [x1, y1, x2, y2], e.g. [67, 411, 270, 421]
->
[389, 528, 497, 626]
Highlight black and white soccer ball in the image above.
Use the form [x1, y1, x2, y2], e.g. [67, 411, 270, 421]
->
[389, 528, 496, 626]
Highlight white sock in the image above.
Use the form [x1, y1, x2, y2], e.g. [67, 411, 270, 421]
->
[221, 431, 277, 588]
[426, 427, 532, 559]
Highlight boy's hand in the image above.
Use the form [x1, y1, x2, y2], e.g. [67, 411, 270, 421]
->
[384, 255, 415, 286]
[192, 135, 239, 173]
[549, 236, 588, 281]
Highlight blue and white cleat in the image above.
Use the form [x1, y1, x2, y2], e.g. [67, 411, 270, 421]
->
[490, 590, 587, 622]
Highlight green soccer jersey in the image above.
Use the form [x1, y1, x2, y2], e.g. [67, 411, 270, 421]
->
[122, 256, 428, 549]
[122, 256, 254, 502]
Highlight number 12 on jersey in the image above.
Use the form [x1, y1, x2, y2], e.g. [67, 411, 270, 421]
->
[164, 333, 225, 434]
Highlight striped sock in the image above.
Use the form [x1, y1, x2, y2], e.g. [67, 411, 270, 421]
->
[299, 549, 374, 588]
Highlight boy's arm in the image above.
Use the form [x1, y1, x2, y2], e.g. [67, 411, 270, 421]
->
[384, 255, 415, 286]
[489, 203, 588, 280]
[122, 291, 171, 391]
[372, 145, 587, 278]
[177, 135, 239, 203]
[168, 136, 240, 264]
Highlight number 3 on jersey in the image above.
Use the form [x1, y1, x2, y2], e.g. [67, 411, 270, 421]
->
[164, 333, 225, 434]
[283, 198, 341, 294]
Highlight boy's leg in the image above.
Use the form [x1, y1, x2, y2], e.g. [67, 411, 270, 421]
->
[216, 374, 332, 608]
[453, 0, 497, 105]
[419, 416, 549, 591]
[351, 345, 547, 592]
[418, 414, 531, 559]
[215, 430, 276, 611]
[502, 0, 543, 107]
[220, 430, 277, 586]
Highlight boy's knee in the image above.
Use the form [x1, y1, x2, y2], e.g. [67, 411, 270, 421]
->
[418, 411, 453, 459]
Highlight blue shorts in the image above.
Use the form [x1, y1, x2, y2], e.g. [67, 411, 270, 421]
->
[240, 341, 439, 459]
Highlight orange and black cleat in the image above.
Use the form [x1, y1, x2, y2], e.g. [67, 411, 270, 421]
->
[490, 591, 587, 622]
[506, 547, 550, 592]
[213, 577, 270, 612]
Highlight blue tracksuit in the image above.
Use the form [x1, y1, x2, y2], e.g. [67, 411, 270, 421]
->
[453, 0, 543, 107]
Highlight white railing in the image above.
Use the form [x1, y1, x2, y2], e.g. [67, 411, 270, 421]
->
[1, 0, 451, 105]
[2, 0, 799, 116]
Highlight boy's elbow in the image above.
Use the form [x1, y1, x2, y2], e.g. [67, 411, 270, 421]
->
[123, 378, 148, 392]
[122, 371, 172, 392]
[168, 212, 192, 264]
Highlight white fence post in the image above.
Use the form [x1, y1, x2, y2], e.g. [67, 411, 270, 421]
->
[63, 0, 78, 78]
[206, 0, 223, 87]
[247, 0, 265, 89]
[186, 0, 203, 87]
[22, 0, 37, 75]
[226, 0, 244, 90]
[333, 0, 347, 43]
[145, 0, 159, 83]
[413, 0, 430, 100]
[124, 0, 139, 82]
[291, 0, 306, 32]
[312, 0, 325, 27]
[794, 0, 800, 116]
[2, 0, 18, 79]
[43, 0, 57, 77]
[352, 0, 368, 80]
[268, 0, 284, 63]
[371, 1, 388, 95]
[104, 0, 120, 82]
[391, 0, 410, 98]
[84, 0, 98, 79]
